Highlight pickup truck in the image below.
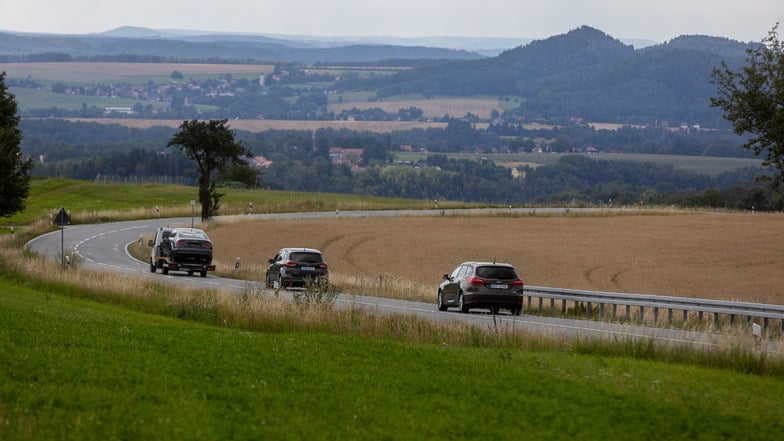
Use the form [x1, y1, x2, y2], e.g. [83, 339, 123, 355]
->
[149, 227, 215, 277]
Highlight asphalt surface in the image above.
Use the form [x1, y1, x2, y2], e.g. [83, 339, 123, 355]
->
[26, 209, 784, 356]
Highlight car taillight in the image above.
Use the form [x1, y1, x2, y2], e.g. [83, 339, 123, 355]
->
[467, 277, 485, 285]
[203, 242, 212, 249]
[284, 261, 298, 267]
[317, 262, 328, 269]
[512, 279, 524, 286]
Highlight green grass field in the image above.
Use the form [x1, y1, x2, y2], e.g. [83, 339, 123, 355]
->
[1, 278, 783, 440]
[1, 177, 470, 227]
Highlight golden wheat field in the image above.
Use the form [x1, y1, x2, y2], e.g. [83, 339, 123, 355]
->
[206, 211, 784, 305]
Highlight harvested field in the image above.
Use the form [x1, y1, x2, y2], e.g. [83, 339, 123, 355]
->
[208, 211, 784, 305]
[63, 118, 449, 133]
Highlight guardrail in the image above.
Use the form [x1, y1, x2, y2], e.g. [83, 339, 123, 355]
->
[523, 285, 784, 335]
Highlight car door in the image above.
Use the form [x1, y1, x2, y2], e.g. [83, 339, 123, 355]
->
[441, 265, 464, 302]
[267, 250, 283, 284]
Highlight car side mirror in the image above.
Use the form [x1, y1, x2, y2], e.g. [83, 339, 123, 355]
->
[268, 259, 275, 264]
[147, 239, 154, 247]
[442, 274, 450, 281]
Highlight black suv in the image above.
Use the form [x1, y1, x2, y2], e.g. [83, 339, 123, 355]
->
[438, 262, 524, 315]
[265, 248, 329, 289]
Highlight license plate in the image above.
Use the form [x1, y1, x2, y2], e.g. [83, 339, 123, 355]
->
[302, 266, 315, 271]
[489, 284, 508, 289]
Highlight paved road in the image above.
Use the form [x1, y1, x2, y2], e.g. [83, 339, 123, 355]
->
[26, 210, 783, 355]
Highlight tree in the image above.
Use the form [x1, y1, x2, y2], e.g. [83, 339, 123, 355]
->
[0, 72, 33, 218]
[711, 24, 784, 190]
[167, 119, 250, 220]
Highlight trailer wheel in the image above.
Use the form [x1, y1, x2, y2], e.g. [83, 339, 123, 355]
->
[200, 270, 207, 278]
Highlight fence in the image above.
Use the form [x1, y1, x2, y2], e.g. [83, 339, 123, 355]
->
[523, 285, 784, 335]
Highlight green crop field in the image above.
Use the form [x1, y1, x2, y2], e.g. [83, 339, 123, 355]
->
[10, 87, 172, 112]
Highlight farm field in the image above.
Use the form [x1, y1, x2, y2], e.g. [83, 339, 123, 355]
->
[207, 211, 784, 305]
[328, 96, 504, 119]
[60, 117, 451, 133]
[2, 62, 274, 83]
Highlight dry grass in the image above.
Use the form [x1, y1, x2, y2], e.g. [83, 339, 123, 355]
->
[205, 211, 784, 305]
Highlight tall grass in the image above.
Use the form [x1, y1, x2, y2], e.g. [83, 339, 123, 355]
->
[4, 219, 784, 377]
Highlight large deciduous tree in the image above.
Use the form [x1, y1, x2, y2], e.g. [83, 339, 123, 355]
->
[711, 24, 784, 191]
[0, 72, 33, 218]
[167, 119, 250, 220]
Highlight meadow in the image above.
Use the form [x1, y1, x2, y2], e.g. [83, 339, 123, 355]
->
[1, 177, 475, 226]
[2, 274, 782, 440]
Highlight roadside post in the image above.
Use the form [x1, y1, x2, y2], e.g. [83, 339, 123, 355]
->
[190, 199, 195, 228]
[53, 208, 71, 266]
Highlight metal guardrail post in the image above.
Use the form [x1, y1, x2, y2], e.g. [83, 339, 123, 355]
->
[522, 285, 784, 337]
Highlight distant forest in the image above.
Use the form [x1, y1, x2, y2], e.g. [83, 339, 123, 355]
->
[21, 119, 782, 211]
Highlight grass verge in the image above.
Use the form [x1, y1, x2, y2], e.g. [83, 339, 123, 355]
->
[2, 273, 784, 440]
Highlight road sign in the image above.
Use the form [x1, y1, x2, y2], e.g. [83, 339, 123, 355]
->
[53, 208, 71, 226]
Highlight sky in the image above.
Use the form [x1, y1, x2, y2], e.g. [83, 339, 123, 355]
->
[0, 0, 782, 44]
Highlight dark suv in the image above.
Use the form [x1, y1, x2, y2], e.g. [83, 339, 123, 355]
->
[265, 248, 329, 289]
[437, 262, 524, 315]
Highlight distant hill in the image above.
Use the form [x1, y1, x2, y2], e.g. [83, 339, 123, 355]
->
[373, 26, 752, 126]
[0, 27, 483, 64]
[0, 26, 658, 62]
[0, 25, 753, 126]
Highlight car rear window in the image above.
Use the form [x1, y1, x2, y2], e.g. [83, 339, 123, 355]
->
[290, 252, 323, 264]
[476, 266, 518, 279]
[179, 232, 207, 240]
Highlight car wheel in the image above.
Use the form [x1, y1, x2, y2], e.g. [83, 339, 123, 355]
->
[187, 271, 193, 277]
[150, 258, 156, 273]
[458, 292, 469, 313]
[490, 305, 500, 315]
[200, 270, 207, 278]
[437, 290, 448, 311]
[511, 306, 522, 316]
[276, 274, 283, 290]
[162, 266, 169, 275]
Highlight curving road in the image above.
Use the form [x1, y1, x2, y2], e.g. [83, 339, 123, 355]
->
[26, 209, 784, 355]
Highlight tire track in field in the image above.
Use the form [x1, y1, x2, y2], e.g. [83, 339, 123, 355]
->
[318, 233, 348, 255]
[584, 264, 629, 291]
[342, 233, 393, 276]
[583, 265, 602, 288]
